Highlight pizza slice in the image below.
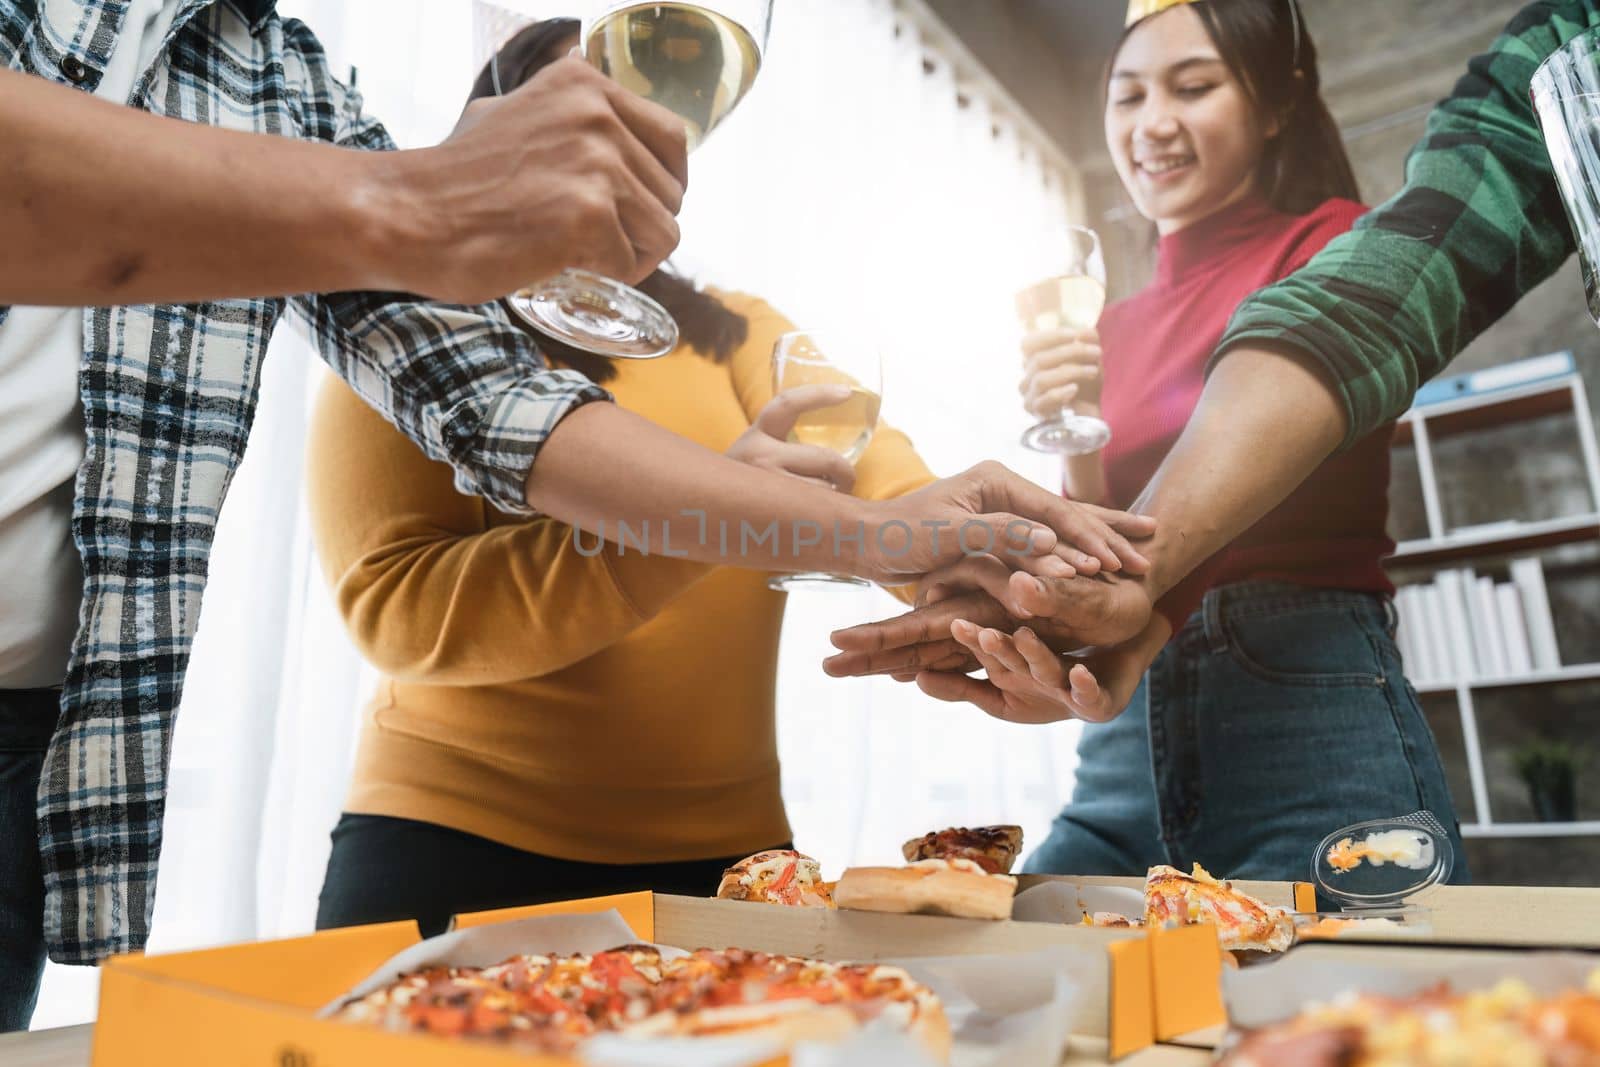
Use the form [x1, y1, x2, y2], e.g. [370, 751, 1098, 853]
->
[715, 849, 835, 907]
[1144, 864, 1294, 952]
[901, 824, 1024, 874]
[649, 949, 951, 1062]
[834, 857, 1017, 921]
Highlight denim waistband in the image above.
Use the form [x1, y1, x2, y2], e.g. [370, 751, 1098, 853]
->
[0, 688, 62, 750]
[1187, 581, 1393, 650]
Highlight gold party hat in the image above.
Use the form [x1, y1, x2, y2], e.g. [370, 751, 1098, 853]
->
[1126, 0, 1202, 27]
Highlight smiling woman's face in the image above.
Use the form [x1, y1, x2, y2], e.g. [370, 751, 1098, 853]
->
[1104, 6, 1272, 235]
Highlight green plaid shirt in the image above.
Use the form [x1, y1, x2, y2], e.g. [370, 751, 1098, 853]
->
[1217, 0, 1599, 445]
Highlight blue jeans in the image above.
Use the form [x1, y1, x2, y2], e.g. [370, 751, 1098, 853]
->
[1025, 584, 1469, 888]
[0, 689, 57, 1033]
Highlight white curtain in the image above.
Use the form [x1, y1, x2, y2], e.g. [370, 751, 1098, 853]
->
[33, 0, 1089, 1027]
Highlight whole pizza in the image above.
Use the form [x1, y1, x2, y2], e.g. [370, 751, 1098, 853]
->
[333, 943, 951, 1060]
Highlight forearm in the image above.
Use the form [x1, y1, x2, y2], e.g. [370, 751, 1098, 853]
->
[1131, 344, 1346, 600]
[0, 68, 405, 304]
[1062, 452, 1109, 505]
[526, 403, 870, 573]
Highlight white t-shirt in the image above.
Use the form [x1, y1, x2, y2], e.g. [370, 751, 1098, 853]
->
[0, 0, 182, 687]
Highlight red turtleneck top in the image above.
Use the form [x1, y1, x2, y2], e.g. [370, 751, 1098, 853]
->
[1095, 194, 1396, 631]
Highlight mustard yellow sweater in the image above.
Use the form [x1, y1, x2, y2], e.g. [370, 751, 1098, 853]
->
[306, 292, 936, 863]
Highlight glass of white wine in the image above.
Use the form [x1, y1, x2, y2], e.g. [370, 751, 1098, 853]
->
[504, 1, 774, 359]
[766, 330, 882, 592]
[1017, 226, 1112, 455]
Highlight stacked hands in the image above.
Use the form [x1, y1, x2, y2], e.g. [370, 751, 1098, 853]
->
[823, 541, 1167, 724]
[732, 346, 1167, 726]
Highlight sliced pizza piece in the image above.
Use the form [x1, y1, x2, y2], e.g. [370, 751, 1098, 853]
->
[1144, 863, 1294, 953]
[834, 858, 1017, 921]
[901, 824, 1024, 874]
[715, 849, 834, 907]
[648, 949, 951, 1062]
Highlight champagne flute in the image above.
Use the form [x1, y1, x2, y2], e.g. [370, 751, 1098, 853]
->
[1534, 27, 1600, 325]
[504, 1, 774, 358]
[1017, 227, 1112, 454]
[766, 331, 883, 592]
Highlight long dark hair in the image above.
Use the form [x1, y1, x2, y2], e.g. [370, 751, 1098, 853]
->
[1109, 0, 1358, 216]
[468, 18, 747, 384]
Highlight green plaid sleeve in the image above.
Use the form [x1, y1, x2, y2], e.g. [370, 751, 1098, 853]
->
[1214, 0, 1600, 448]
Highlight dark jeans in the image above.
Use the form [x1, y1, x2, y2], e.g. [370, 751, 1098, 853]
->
[316, 813, 789, 937]
[1024, 583, 1470, 891]
[0, 689, 59, 1033]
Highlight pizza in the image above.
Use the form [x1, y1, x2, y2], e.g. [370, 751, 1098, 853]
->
[716, 849, 835, 907]
[1219, 973, 1600, 1066]
[834, 857, 1018, 921]
[334, 944, 951, 1060]
[902, 824, 1024, 874]
[1144, 864, 1294, 953]
[1081, 911, 1142, 929]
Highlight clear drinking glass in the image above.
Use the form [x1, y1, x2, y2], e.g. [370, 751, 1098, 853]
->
[503, 1, 774, 358]
[1533, 28, 1600, 325]
[1016, 226, 1112, 454]
[766, 331, 883, 592]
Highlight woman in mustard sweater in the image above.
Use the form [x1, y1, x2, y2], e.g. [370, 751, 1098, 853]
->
[306, 18, 937, 934]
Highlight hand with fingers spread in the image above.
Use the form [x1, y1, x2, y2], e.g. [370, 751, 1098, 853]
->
[913, 617, 1170, 724]
[850, 460, 1155, 586]
[1021, 326, 1102, 421]
[727, 385, 860, 492]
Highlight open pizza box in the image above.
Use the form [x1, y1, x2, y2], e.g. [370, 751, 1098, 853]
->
[91, 887, 1220, 1067]
[1208, 940, 1600, 1056]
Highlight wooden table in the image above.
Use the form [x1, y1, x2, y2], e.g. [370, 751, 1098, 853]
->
[0, 1025, 1213, 1066]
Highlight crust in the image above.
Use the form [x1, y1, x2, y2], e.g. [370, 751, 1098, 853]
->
[834, 865, 1017, 921]
[907, 995, 953, 1062]
[673, 1000, 862, 1045]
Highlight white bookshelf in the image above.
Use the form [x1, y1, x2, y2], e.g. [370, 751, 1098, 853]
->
[1389, 363, 1600, 840]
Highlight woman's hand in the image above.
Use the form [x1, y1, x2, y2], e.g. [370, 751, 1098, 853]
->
[728, 384, 858, 492]
[1021, 326, 1102, 419]
[915, 614, 1171, 724]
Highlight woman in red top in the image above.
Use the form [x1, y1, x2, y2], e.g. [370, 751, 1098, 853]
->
[989, 0, 1467, 881]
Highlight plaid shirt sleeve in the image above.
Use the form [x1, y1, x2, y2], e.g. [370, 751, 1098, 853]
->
[281, 19, 610, 514]
[1213, 0, 1600, 449]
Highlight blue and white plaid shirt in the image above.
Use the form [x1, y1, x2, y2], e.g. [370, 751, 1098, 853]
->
[3, 0, 610, 964]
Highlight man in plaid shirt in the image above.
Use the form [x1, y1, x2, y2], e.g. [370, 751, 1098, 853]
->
[1, 0, 1151, 1027]
[828, 1, 1600, 720]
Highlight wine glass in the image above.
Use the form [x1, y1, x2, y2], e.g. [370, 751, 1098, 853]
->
[766, 331, 883, 592]
[1017, 226, 1112, 454]
[503, 1, 774, 358]
[1533, 27, 1600, 325]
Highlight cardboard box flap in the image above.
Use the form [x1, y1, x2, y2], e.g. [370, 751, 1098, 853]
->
[105, 918, 422, 1009]
[454, 891, 655, 938]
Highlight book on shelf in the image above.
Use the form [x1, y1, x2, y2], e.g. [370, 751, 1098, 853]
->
[1394, 558, 1565, 685]
[1395, 586, 1429, 682]
[1472, 575, 1510, 677]
[1510, 556, 1563, 672]
[1421, 581, 1458, 683]
[1496, 582, 1535, 676]
[1436, 569, 1479, 682]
